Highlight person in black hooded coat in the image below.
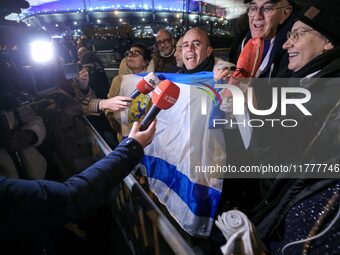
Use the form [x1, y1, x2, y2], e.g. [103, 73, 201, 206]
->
[250, 0, 340, 254]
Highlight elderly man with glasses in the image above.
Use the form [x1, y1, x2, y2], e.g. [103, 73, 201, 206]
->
[152, 29, 178, 73]
[239, 0, 297, 152]
[248, 0, 295, 77]
[211, 0, 298, 219]
[223, 0, 296, 83]
[218, 0, 298, 114]
[219, 0, 297, 127]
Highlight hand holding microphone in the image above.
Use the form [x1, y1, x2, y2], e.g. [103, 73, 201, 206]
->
[97, 72, 165, 112]
[129, 120, 157, 148]
[140, 80, 180, 131]
[99, 96, 133, 112]
[129, 72, 165, 99]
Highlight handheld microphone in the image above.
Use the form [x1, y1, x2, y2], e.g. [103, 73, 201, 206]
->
[140, 80, 180, 131]
[129, 72, 165, 99]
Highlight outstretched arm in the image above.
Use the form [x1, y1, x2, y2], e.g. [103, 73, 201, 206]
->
[0, 121, 156, 239]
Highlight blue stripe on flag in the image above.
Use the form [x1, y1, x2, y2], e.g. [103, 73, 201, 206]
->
[142, 155, 221, 218]
[137, 71, 214, 84]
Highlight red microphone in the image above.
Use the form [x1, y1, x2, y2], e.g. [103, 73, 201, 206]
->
[140, 80, 180, 130]
[129, 72, 165, 99]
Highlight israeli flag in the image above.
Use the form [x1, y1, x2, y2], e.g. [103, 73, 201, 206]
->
[118, 72, 225, 237]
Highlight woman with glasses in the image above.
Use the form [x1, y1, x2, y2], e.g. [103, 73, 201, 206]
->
[250, 1, 340, 254]
[106, 43, 154, 137]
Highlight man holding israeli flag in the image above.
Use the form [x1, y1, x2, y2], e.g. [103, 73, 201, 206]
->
[115, 28, 239, 237]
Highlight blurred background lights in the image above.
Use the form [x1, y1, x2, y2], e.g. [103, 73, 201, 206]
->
[30, 40, 54, 63]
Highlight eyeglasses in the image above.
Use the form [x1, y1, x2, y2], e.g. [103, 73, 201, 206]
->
[125, 50, 143, 57]
[156, 38, 172, 46]
[248, 4, 290, 17]
[287, 28, 314, 43]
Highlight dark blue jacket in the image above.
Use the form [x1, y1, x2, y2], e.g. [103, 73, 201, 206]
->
[0, 137, 143, 240]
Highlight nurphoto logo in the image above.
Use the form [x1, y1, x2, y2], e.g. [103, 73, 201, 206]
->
[200, 83, 312, 128]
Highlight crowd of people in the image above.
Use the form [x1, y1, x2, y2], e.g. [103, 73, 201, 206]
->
[0, 0, 339, 254]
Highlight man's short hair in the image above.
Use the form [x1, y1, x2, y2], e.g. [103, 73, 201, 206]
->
[156, 29, 173, 38]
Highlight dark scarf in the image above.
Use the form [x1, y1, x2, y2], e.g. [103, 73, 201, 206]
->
[182, 54, 215, 74]
[291, 47, 340, 78]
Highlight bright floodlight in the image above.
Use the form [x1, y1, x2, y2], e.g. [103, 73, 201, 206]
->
[30, 40, 54, 63]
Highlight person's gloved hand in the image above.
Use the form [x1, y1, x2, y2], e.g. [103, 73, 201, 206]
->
[6, 129, 37, 152]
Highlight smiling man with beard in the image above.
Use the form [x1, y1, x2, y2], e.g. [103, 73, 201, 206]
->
[153, 29, 178, 73]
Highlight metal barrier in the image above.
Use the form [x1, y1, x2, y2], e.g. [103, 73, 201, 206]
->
[104, 67, 119, 80]
[84, 117, 196, 255]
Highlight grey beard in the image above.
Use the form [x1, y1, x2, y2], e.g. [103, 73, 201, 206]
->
[160, 48, 175, 58]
